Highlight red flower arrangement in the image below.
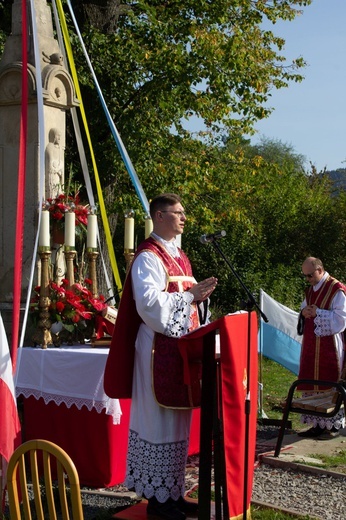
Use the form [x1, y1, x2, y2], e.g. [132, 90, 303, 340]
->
[43, 192, 90, 231]
[30, 278, 109, 344]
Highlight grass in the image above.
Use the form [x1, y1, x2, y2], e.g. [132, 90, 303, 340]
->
[307, 450, 346, 473]
[251, 505, 315, 519]
[259, 355, 301, 430]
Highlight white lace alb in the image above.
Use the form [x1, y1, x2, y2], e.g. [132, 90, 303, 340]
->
[314, 309, 333, 336]
[125, 429, 189, 502]
[164, 292, 194, 338]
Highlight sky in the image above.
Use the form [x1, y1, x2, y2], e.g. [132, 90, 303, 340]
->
[252, 0, 346, 172]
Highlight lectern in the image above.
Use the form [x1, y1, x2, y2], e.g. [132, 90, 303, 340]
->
[179, 312, 258, 520]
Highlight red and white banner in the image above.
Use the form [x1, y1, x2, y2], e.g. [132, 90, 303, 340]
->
[0, 313, 21, 503]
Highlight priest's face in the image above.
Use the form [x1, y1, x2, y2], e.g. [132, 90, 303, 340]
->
[301, 261, 324, 286]
[155, 203, 187, 241]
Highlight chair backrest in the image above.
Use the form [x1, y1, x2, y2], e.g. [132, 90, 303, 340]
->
[6, 439, 84, 520]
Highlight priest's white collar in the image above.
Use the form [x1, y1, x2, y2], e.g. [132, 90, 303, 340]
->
[150, 232, 180, 258]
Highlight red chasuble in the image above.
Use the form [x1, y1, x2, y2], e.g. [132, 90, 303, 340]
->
[298, 276, 346, 391]
[104, 237, 201, 407]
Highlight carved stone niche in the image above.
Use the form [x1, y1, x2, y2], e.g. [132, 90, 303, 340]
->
[42, 63, 79, 109]
[0, 62, 37, 106]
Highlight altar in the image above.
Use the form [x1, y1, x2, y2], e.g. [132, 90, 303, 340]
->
[15, 345, 200, 488]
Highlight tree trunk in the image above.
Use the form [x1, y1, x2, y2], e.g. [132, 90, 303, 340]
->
[73, 0, 131, 33]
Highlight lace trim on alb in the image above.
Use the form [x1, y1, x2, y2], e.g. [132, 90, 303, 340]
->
[301, 409, 345, 430]
[125, 429, 189, 502]
[164, 293, 193, 338]
[16, 387, 121, 424]
[314, 310, 333, 336]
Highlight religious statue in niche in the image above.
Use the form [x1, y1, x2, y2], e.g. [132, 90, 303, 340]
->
[45, 127, 64, 199]
[42, 51, 64, 66]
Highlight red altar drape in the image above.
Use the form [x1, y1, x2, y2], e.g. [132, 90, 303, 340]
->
[22, 397, 200, 488]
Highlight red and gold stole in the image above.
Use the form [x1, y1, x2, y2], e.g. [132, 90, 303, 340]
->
[298, 276, 345, 391]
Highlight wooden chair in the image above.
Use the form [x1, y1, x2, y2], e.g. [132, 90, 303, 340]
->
[6, 439, 84, 520]
[274, 378, 346, 457]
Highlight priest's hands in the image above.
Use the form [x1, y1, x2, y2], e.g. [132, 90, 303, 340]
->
[188, 277, 218, 302]
[302, 304, 318, 318]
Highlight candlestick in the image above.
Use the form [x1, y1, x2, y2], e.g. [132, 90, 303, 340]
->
[64, 250, 76, 289]
[65, 212, 75, 248]
[124, 209, 135, 251]
[39, 210, 50, 248]
[124, 251, 135, 272]
[32, 250, 53, 349]
[87, 250, 99, 297]
[144, 214, 153, 238]
[87, 213, 97, 249]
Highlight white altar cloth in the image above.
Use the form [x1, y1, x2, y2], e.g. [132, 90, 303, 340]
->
[15, 345, 121, 424]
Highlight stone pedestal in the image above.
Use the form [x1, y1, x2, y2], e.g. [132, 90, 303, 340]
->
[0, 0, 79, 342]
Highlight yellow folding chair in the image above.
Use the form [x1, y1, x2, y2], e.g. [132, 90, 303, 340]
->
[6, 439, 84, 519]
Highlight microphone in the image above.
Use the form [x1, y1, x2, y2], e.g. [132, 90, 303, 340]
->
[200, 230, 226, 244]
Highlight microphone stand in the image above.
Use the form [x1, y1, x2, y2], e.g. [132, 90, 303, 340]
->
[208, 237, 268, 520]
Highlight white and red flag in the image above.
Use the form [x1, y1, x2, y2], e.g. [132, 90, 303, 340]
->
[0, 313, 21, 506]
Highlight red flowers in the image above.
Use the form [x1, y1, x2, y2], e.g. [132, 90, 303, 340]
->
[44, 192, 90, 228]
[56, 301, 65, 313]
[30, 279, 108, 341]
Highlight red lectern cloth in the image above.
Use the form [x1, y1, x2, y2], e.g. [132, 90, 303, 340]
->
[179, 312, 258, 520]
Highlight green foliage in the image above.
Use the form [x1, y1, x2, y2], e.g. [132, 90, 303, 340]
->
[0, 0, 11, 52]
[4, 0, 343, 315]
[59, 0, 313, 201]
[179, 136, 344, 313]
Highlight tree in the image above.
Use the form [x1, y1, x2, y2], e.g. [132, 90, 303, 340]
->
[65, 0, 312, 179]
[0, 0, 313, 206]
[6, 0, 334, 311]
[173, 136, 346, 312]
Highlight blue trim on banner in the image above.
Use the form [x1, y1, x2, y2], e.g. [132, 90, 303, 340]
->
[261, 322, 301, 375]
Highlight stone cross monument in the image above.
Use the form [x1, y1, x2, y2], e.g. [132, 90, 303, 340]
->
[0, 0, 78, 339]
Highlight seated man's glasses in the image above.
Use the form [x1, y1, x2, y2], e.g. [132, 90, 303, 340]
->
[302, 269, 318, 279]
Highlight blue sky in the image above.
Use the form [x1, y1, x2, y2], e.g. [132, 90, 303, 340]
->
[252, 0, 346, 172]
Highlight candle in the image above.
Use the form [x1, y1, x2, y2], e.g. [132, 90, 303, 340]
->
[124, 214, 135, 251]
[87, 214, 97, 249]
[144, 216, 153, 239]
[39, 210, 50, 247]
[65, 212, 75, 248]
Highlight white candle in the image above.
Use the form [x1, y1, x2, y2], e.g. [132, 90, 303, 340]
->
[65, 212, 75, 248]
[39, 210, 50, 247]
[144, 217, 153, 239]
[87, 214, 97, 249]
[124, 216, 134, 250]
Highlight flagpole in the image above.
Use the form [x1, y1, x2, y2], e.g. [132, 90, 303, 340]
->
[258, 290, 268, 420]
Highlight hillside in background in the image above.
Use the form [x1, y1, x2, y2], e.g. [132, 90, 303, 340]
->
[325, 169, 346, 191]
